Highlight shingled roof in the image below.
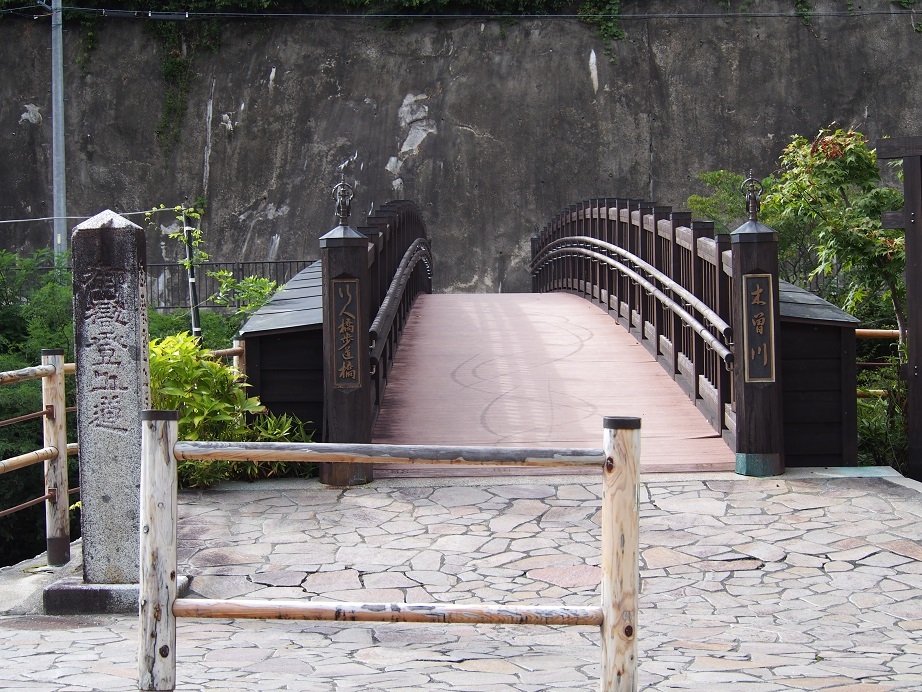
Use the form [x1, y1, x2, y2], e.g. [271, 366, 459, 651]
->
[238, 260, 323, 337]
[779, 280, 860, 326]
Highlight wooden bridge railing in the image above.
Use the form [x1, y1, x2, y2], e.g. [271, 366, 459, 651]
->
[531, 199, 736, 443]
[320, 197, 432, 485]
[139, 412, 640, 691]
[360, 202, 433, 425]
[0, 350, 77, 566]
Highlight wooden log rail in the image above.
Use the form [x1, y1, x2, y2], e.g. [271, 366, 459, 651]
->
[139, 413, 641, 691]
[531, 198, 734, 441]
[0, 350, 74, 565]
[207, 338, 246, 374]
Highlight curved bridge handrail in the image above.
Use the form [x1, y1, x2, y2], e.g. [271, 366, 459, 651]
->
[533, 245, 733, 365]
[530, 197, 735, 442]
[532, 235, 732, 340]
[370, 237, 432, 362]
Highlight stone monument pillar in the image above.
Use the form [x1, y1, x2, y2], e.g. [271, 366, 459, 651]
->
[72, 210, 151, 583]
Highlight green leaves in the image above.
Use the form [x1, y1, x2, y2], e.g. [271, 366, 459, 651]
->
[149, 332, 314, 487]
[687, 170, 748, 235]
[207, 269, 278, 324]
[688, 127, 908, 471]
[762, 127, 905, 327]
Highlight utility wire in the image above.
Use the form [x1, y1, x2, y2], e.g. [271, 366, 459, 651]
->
[5, 4, 919, 20]
[0, 207, 183, 225]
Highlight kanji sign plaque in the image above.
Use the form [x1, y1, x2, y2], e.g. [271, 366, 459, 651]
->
[742, 274, 775, 383]
[332, 278, 362, 388]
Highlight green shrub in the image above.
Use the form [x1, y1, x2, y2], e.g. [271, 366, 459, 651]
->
[857, 356, 908, 472]
[148, 308, 241, 351]
[149, 332, 315, 487]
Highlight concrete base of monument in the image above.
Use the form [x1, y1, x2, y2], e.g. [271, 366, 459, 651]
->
[43, 575, 191, 615]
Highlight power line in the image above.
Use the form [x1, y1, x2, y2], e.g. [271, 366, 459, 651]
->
[8, 4, 919, 21]
[0, 207, 184, 226]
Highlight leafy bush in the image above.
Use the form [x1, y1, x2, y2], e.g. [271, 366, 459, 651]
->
[857, 362, 908, 472]
[149, 332, 315, 487]
[148, 308, 241, 351]
[0, 250, 73, 363]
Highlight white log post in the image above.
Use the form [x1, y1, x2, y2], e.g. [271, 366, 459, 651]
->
[139, 411, 179, 692]
[42, 349, 70, 566]
[600, 416, 641, 692]
[232, 338, 246, 375]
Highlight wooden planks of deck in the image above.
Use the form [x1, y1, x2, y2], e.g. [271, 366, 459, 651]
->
[371, 293, 734, 476]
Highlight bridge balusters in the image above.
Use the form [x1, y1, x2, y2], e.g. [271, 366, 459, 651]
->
[648, 206, 671, 359]
[634, 202, 654, 344]
[687, 221, 713, 404]
[621, 201, 634, 328]
[667, 212, 692, 378]
[529, 196, 742, 449]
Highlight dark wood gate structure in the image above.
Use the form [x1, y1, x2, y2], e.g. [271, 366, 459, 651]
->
[878, 137, 922, 481]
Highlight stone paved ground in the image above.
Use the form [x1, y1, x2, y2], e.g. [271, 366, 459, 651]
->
[1, 469, 921, 690]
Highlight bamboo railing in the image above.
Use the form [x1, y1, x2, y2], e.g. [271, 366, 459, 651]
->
[139, 413, 641, 691]
[0, 349, 75, 566]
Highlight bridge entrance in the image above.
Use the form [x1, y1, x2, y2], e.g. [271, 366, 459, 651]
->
[371, 292, 734, 476]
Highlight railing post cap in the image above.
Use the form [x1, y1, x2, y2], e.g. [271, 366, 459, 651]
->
[41, 348, 66, 356]
[603, 416, 641, 430]
[141, 410, 180, 421]
[730, 219, 778, 242]
[320, 225, 368, 248]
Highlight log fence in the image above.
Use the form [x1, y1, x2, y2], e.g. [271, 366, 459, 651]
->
[139, 413, 640, 691]
[0, 349, 76, 566]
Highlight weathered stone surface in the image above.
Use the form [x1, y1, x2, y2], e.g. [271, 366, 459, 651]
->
[72, 211, 149, 585]
[4, 6, 922, 295]
[4, 470, 922, 689]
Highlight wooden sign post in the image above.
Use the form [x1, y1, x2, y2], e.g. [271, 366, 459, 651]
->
[319, 180, 373, 485]
[730, 178, 784, 477]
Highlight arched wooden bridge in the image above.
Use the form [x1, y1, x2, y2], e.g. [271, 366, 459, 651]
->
[241, 196, 863, 481]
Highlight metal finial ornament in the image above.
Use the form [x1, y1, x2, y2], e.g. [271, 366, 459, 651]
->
[741, 170, 763, 222]
[333, 175, 354, 226]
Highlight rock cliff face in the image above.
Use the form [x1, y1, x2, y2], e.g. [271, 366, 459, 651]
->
[2, 3, 921, 292]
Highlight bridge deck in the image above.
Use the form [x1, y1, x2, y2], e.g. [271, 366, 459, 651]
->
[372, 293, 735, 476]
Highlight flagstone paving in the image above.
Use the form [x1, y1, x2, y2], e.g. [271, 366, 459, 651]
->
[1, 468, 921, 690]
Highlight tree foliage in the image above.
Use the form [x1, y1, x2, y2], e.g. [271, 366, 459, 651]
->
[688, 127, 905, 338]
[762, 128, 905, 338]
[0, 252, 78, 568]
[688, 127, 908, 472]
